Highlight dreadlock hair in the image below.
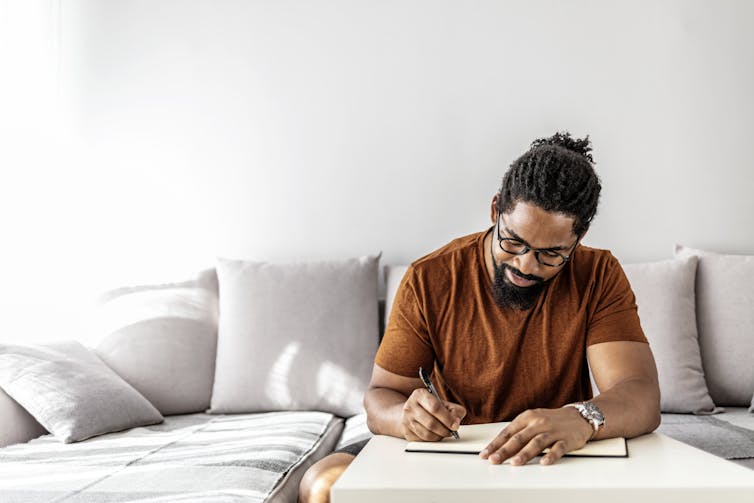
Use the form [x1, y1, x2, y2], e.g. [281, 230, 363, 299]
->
[496, 131, 601, 237]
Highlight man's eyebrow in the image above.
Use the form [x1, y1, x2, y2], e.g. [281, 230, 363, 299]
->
[504, 226, 571, 251]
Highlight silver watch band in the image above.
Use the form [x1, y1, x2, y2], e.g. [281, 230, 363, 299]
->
[564, 401, 605, 440]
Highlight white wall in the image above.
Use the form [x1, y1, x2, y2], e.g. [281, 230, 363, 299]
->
[2, 0, 754, 341]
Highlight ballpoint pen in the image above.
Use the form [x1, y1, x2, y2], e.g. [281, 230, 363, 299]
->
[418, 367, 460, 440]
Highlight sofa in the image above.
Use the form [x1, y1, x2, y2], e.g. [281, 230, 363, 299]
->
[1, 245, 753, 502]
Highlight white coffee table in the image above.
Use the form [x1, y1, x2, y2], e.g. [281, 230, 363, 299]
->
[331, 432, 754, 503]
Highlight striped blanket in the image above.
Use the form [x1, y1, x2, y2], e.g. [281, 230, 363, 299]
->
[0, 411, 343, 503]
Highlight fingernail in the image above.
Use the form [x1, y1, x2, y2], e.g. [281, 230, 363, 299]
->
[541, 457, 552, 465]
[511, 456, 523, 465]
[479, 449, 489, 458]
[451, 420, 460, 429]
[489, 454, 501, 464]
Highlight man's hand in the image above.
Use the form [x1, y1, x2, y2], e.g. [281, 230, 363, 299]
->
[401, 388, 466, 441]
[479, 407, 593, 466]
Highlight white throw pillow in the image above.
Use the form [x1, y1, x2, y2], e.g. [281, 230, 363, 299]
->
[675, 245, 754, 406]
[210, 255, 380, 417]
[0, 341, 163, 443]
[622, 257, 719, 414]
[94, 269, 219, 415]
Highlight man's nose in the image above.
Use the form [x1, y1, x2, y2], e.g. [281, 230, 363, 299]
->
[513, 251, 540, 276]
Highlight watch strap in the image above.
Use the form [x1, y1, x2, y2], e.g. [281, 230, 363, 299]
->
[564, 401, 605, 440]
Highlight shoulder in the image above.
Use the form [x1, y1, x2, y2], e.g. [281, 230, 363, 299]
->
[564, 245, 634, 305]
[569, 245, 622, 277]
[406, 230, 486, 284]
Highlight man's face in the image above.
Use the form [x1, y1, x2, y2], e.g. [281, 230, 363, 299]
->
[489, 199, 580, 309]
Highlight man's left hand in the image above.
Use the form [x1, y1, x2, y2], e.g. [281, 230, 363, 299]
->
[479, 407, 593, 466]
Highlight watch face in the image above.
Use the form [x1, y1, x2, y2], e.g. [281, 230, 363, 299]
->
[584, 402, 605, 425]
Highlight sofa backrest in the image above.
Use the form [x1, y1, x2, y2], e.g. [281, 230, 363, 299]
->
[4, 252, 753, 448]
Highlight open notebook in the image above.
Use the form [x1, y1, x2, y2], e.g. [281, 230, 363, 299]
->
[405, 422, 627, 457]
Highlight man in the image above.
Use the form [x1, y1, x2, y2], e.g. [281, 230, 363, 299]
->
[298, 132, 661, 503]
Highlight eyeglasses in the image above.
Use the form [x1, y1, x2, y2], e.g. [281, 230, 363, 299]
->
[495, 212, 578, 267]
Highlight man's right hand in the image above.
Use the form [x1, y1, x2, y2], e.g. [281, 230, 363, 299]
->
[400, 388, 467, 441]
[364, 364, 468, 441]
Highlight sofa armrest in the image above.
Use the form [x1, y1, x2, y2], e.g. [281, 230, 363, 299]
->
[0, 388, 47, 447]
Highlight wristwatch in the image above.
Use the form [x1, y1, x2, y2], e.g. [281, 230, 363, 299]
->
[564, 401, 605, 439]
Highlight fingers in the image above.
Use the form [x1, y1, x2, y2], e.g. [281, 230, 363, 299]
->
[479, 422, 526, 464]
[480, 408, 591, 466]
[410, 404, 453, 439]
[402, 389, 463, 441]
[540, 440, 567, 465]
[416, 390, 464, 430]
[445, 402, 467, 423]
[416, 391, 463, 430]
[405, 417, 445, 442]
[507, 431, 553, 465]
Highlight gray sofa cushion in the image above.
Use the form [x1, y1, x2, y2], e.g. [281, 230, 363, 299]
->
[660, 408, 754, 471]
[0, 411, 343, 502]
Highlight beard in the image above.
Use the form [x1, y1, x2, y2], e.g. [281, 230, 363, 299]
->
[492, 261, 547, 310]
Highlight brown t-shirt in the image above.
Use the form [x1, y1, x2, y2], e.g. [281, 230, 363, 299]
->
[375, 228, 647, 425]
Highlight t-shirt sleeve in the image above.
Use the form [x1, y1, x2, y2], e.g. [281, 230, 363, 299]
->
[374, 266, 436, 377]
[587, 253, 648, 346]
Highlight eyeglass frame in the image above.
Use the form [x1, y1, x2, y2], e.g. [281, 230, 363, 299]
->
[494, 211, 580, 267]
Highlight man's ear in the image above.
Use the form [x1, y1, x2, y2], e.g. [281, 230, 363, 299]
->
[490, 195, 499, 223]
[576, 230, 588, 246]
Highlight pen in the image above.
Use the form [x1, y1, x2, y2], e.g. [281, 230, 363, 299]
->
[418, 367, 460, 440]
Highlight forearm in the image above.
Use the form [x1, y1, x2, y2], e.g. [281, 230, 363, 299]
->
[589, 377, 661, 440]
[363, 386, 409, 438]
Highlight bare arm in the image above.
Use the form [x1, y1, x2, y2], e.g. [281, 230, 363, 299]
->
[586, 340, 661, 439]
[364, 364, 466, 441]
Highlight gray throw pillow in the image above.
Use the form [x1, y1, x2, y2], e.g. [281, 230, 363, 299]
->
[0, 341, 163, 443]
[675, 245, 754, 406]
[94, 269, 219, 415]
[210, 255, 380, 417]
[622, 257, 719, 414]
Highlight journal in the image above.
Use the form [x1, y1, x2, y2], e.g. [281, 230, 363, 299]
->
[405, 422, 627, 457]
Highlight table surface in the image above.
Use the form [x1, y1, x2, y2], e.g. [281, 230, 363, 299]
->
[331, 432, 754, 503]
